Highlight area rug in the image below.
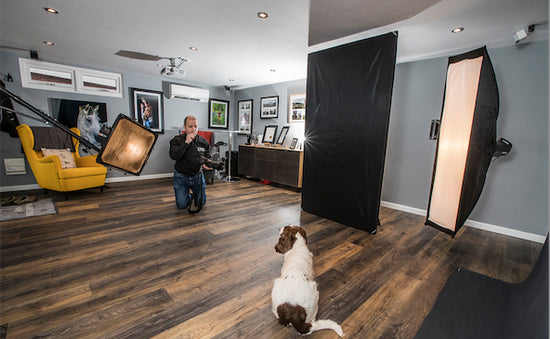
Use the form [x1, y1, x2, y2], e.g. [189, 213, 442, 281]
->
[0, 197, 58, 222]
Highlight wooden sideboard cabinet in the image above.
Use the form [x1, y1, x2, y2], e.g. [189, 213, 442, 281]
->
[238, 145, 304, 188]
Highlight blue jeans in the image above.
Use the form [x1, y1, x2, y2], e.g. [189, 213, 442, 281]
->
[173, 171, 206, 209]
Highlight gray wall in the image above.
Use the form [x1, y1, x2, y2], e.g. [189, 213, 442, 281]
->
[383, 41, 548, 236]
[232, 79, 307, 148]
[1, 41, 547, 237]
[232, 42, 548, 237]
[0, 50, 231, 185]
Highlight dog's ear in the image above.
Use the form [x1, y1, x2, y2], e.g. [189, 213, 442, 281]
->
[288, 226, 307, 243]
[275, 226, 294, 253]
[297, 227, 307, 243]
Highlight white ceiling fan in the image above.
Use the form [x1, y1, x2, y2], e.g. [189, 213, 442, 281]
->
[115, 50, 188, 77]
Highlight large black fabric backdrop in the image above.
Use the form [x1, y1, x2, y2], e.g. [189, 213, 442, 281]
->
[425, 47, 499, 236]
[302, 32, 398, 233]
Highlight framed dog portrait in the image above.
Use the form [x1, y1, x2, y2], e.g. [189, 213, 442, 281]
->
[261, 96, 279, 119]
[130, 88, 164, 133]
[288, 93, 306, 123]
[262, 125, 278, 144]
[238, 99, 253, 135]
[209, 99, 229, 129]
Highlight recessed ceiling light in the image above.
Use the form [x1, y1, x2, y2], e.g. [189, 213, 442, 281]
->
[43, 7, 59, 14]
[189, 46, 198, 51]
[228, 79, 235, 82]
[257, 11, 268, 19]
[43, 41, 55, 46]
[269, 69, 276, 72]
[452, 27, 464, 33]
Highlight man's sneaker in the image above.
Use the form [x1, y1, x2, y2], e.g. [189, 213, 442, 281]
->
[188, 198, 199, 213]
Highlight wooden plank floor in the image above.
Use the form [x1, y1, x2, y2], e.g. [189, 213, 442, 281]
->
[0, 178, 543, 338]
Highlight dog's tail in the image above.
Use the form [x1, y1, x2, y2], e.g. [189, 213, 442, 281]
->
[308, 319, 344, 337]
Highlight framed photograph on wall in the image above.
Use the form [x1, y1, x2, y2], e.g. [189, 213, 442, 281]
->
[238, 99, 253, 135]
[262, 125, 278, 144]
[209, 99, 229, 129]
[289, 93, 306, 123]
[276, 126, 290, 145]
[260, 96, 279, 119]
[50, 98, 108, 150]
[130, 88, 164, 133]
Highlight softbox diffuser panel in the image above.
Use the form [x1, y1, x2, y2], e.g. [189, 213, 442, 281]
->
[302, 32, 398, 233]
[426, 47, 499, 236]
[97, 114, 158, 175]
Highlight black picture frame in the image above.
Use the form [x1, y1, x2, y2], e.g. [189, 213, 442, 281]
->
[276, 126, 290, 145]
[260, 96, 279, 119]
[209, 98, 229, 129]
[130, 88, 164, 133]
[238, 99, 253, 135]
[262, 125, 278, 144]
[50, 98, 108, 150]
[289, 137, 299, 150]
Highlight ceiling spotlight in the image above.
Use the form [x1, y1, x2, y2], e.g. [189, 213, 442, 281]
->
[189, 46, 198, 51]
[269, 69, 276, 72]
[451, 27, 464, 33]
[43, 41, 55, 46]
[257, 11, 268, 19]
[228, 79, 235, 82]
[43, 7, 59, 14]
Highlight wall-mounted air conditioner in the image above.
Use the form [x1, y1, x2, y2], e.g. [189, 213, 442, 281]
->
[168, 84, 209, 102]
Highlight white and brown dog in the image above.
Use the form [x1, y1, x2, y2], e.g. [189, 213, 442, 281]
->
[272, 225, 344, 337]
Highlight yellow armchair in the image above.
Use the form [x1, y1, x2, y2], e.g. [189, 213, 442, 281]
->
[16, 124, 107, 193]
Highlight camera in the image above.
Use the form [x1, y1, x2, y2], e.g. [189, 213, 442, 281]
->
[199, 154, 225, 171]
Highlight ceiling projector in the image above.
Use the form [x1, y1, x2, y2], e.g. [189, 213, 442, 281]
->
[161, 66, 186, 78]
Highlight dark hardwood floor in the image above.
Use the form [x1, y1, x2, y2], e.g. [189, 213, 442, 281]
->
[0, 178, 544, 338]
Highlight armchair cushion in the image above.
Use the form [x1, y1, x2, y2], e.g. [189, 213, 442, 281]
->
[41, 148, 77, 169]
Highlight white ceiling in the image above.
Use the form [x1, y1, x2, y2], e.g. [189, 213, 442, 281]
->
[1, 0, 548, 90]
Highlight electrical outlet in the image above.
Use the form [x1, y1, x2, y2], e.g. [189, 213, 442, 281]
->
[4, 158, 26, 175]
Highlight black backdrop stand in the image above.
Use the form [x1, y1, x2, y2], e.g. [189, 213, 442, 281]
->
[301, 32, 398, 233]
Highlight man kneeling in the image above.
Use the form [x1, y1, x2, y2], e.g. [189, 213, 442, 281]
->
[169, 115, 211, 213]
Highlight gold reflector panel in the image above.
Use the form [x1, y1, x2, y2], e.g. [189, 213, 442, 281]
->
[97, 114, 157, 175]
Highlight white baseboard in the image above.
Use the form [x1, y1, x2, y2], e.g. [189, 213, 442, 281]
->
[105, 172, 172, 183]
[0, 173, 173, 192]
[380, 200, 547, 243]
[0, 183, 41, 192]
[381, 201, 426, 216]
[463, 219, 547, 244]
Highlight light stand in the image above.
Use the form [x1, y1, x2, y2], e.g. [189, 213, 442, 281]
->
[219, 130, 240, 182]
[0, 86, 157, 175]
